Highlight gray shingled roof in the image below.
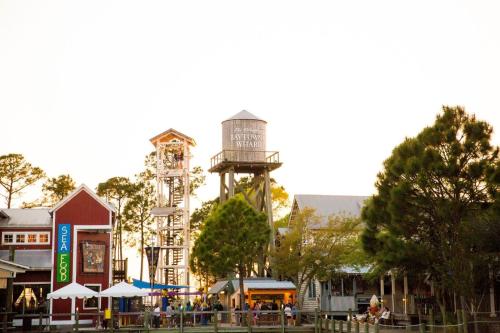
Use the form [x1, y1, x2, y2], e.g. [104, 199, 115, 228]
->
[295, 195, 369, 217]
[0, 209, 51, 227]
[0, 249, 52, 270]
[292, 195, 369, 228]
[223, 110, 266, 122]
[209, 278, 296, 294]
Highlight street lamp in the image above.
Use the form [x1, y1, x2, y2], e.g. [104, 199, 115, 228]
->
[145, 243, 160, 308]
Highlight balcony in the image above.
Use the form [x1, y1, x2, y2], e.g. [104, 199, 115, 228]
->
[209, 150, 281, 173]
[113, 258, 128, 282]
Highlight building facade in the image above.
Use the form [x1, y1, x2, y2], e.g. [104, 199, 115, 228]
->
[0, 185, 115, 325]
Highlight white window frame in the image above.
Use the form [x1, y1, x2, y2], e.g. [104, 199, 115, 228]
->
[2, 232, 51, 245]
[3, 233, 14, 244]
[83, 284, 101, 310]
[308, 279, 317, 299]
[27, 233, 38, 243]
[16, 234, 25, 243]
[38, 233, 49, 244]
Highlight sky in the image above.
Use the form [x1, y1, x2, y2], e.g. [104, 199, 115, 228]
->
[1, 1, 500, 277]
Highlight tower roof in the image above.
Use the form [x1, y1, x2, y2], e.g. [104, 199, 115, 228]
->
[150, 128, 196, 147]
[223, 110, 266, 123]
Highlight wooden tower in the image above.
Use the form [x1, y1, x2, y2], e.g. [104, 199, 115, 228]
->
[150, 129, 195, 286]
[209, 110, 282, 259]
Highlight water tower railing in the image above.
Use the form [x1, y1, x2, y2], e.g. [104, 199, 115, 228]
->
[210, 150, 280, 168]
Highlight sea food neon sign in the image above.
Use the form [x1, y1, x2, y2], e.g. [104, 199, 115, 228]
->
[56, 224, 71, 282]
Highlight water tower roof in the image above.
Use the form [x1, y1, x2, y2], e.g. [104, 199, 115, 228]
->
[223, 110, 266, 123]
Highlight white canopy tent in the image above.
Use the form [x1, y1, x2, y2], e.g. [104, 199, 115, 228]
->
[47, 282, 98, 299]
[100, 281, 149, 297]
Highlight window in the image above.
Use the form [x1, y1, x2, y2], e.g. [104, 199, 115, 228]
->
[3, 234, 13, 244]
[16, 234, 25, 243]
[308, 280, 317, 298]
[1, 232, 50, 245]
[83, 285, 100, 309]
[39, 233, 49, 244]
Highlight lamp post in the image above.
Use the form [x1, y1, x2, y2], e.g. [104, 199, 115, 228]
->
[145, 242, 160, 308]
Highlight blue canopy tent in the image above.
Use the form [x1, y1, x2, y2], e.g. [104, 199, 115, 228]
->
[132, 278, 190, 289]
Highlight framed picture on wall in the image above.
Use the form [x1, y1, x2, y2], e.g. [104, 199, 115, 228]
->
[81, 241, 105, 273]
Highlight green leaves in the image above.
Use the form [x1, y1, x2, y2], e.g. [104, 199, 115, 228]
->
[272, 208, 364, 308]
[0, 153, 45, 208]
[361, 105, 500, 303]
[190, 194, 270, 279]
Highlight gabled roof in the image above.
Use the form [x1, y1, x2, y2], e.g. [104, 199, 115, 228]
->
[290, 194, 369, 228]
[223, 110, 266, 123]
[0, 208, 51, 228]
[50, 184, 116, 213]
[150, 128, 196, 147]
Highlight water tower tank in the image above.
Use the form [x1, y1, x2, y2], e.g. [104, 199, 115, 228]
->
[222, 110, 267, 162]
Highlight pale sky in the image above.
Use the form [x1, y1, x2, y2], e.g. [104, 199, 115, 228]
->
[1, 1, 500, 209]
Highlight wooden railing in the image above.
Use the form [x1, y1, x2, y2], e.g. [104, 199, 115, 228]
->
[113, 258, 128, 282]
[210, 150, 280, 168]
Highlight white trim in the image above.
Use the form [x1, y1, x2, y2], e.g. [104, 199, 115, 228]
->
[49, 319, 92, 325]
[76, 224, 111, 230]
[50, 184, 116, 214]
[13, 281, 50, 285]
[1, 231, 50, 245]
[49, 211, 55, 319]
[108, 211, 113, 308]
[83, 284, 101, 310]
[71, 226, 77, 318]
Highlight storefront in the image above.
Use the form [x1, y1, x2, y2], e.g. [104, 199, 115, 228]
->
[50, 184, 115, 324]
[0, 185, 114, 325]
[208, 278, 296, 310]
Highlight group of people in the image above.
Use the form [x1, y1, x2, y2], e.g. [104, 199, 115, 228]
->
[354, 305, 391, 325]
[237, 301, 297, 326]
[152, 299, 224, 328]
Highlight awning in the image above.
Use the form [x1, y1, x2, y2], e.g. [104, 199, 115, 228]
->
[132, 278, 189, 289]
[0, 250, 52, 270]
[48, 282, 98, 299]
[100, 281, 149, 297]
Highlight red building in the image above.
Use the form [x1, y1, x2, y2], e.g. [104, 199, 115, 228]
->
[0, 185, 115, 325]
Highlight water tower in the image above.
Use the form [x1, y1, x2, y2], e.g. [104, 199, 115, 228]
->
[150, 129, 195, 286]
[209, 110, 282, 249]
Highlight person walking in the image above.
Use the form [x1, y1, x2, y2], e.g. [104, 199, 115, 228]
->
[284, 303, 293, 326]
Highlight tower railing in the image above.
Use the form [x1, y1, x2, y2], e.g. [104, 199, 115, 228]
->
[210, 150, 280, 168]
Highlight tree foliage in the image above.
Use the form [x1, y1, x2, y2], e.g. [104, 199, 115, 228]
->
[123, 176, 156, 280]
[42, 174, 76, 203]
[0, 153, 45, 208]
[97, 176, 136, 261]
[190, 195, 270, 313]
[272, 208, 363, 309]
[23, 174, 76, 208]
[361, 106, 500, 311]
[190, 176, 289, 235]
